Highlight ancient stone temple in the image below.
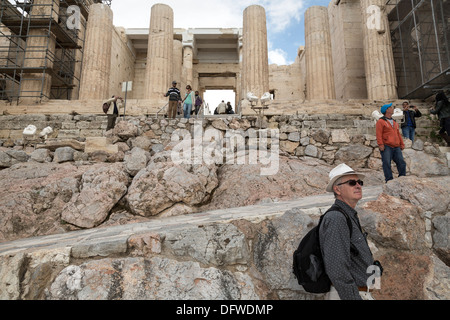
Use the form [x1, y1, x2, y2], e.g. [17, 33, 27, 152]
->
[0, 0, 448, 114]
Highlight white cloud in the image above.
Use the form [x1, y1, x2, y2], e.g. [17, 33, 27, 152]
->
[268, 48, 292, 65]
[110, 0, 307, 65]
[111, 0, 306, 32]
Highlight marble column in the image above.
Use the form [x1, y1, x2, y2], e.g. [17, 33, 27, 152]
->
[241, 5, 269, 101]
[173, 39, 183, 86]
[305, 6, 335, 101]
[144, 4, 173, 103]
[79, 3, 113, 100]
[20, 0, 59, 102]
[361, 0, 398, 100]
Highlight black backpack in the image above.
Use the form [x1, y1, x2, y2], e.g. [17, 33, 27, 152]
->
[292, 205, 354, 293]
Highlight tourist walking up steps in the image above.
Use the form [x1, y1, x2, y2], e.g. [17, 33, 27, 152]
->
[103, 95, 123, 131]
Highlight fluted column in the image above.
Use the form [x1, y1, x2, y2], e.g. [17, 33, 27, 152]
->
[305, 6, 335, 101]
[144, 4, 173, 103]
[79, 3, 113, 100]
[241, 5, 269, 101]
[361, 0, 398, 100]
[173, 39, 183, 85]
[20, 0, 59, 102]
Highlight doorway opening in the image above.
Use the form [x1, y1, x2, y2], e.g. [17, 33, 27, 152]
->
[204, 90, 236, 114]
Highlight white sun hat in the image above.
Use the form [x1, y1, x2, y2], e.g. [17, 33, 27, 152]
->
[326, 163, 366, 193]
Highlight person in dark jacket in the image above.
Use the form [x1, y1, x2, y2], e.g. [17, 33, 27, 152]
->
[164, 81, 181, 119]
[430, 92, 450, 146]
[401, 101, 422, 141]
[320, 163, 382, 300]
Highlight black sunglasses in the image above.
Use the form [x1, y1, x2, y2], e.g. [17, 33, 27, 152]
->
[337, 179, 364, 187]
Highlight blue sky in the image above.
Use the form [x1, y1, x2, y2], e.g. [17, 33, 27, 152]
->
[111, 0, 332, 66]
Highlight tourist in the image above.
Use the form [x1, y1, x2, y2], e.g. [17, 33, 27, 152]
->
[376, 103, 407, 183]
[182, 85, 195, 119]
[103, 95, 123, 131]
[194, 91, 203, 116]
[226, 102, 234, 114]
[164, 81, 181, 119]
[321, 163, 381, 300]
[430, 91, 450, 146]
[217, 100, 227, 114]
[401, 101, 422, 142]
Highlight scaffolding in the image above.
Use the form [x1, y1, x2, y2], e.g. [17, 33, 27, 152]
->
[387, 0, 450, 99]
[0, 0, 110, 103]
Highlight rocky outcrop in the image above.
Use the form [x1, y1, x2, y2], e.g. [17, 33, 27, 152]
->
[0, 174, 448, 300]
[0, 116, 449, 300]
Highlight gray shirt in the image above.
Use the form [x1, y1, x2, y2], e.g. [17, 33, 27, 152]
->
[319, 199, 374, 300]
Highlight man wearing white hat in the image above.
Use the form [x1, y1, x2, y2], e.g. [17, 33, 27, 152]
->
[320, 163, 381, 300]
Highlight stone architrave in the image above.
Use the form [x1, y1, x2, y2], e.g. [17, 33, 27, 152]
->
[144, 4, 174, 104]
[20, 0, 59, 103]
[361, 0, 398, 101]
[79, 4, 113, 100]
[305, 6, 336, 101]
[241, 5, 269, 102]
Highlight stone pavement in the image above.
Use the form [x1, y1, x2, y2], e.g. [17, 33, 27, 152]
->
[0, 186, 383, 257]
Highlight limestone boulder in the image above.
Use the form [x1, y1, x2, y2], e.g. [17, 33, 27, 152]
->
[123, 147, 151, 177]
[403, 149, 450, 177]
[0, 163, 87, 242]
[251, 208, 315, 298]
[0, 149, 30, 168]
[360, 193, 427, 251]
[110, 120, 139, 140]
[163, 224, 249, 266]
[433, 213, 450, 266]
[47, 257, 260, 300]
[382, 176, 450, 213]
[334, 144, 373, 168]
[126, 160, 218, 217]
[202, 156, 384, 212]
[61, 163, 130, 228]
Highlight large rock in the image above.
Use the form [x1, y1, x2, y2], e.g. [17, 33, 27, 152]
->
[433, 213, 450, 266]
[202, 156, 384, 211]
[403, 149, 450, 177]
[360, 193, 427, 251]
[334, 144, 373, 168]
[0, 163, 86, 242]
[163, 224, 249, 266]
[127, 160, 218, 217]
[61, 163, 130, 229]
[382, 176, 450, 213]
[47, 257, 260, 300]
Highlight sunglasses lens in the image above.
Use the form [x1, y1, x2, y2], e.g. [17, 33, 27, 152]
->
[348, 180, 363, 186]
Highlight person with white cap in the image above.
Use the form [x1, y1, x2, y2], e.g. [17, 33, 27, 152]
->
[320, 163, 382, 300]
[376, 103, 406, 183]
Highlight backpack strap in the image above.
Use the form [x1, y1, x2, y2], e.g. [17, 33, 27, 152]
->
[321, 204, 359, 255]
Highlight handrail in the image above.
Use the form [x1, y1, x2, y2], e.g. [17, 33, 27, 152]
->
[155, 102, 168, 119]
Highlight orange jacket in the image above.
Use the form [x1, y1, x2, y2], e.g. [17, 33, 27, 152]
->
[376, 117, 405, 149]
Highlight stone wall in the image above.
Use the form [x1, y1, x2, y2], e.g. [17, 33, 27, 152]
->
[109, 27, 136, 99]
[0, 113, 446, 172]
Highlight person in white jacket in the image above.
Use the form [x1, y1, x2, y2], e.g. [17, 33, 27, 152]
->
[103, 95, 123, 131]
